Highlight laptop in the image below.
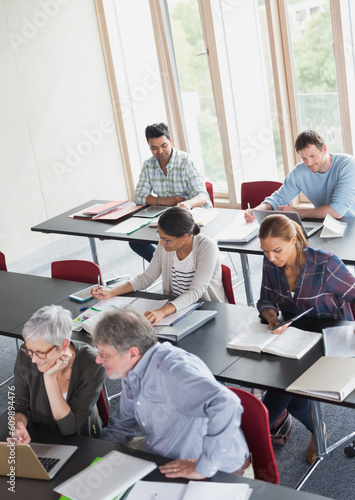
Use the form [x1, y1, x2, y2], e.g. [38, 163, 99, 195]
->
[133, 206, 168, 218]
[253, 209, 323, 238]
[0, 441, 77, 480]
[154, 310, 218, 342]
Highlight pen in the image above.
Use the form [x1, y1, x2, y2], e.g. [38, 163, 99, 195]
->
[97, 274, 101, 290]
[247, 202, 251, 211]
[80, 306, 88, 311]
[271, 307, 314, 332]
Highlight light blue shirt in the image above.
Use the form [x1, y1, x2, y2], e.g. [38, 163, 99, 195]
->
[264, 153, 355, 217]
[100, 342, 249, 477]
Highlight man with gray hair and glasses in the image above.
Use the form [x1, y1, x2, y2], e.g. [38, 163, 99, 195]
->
[94, 308, 252, 480]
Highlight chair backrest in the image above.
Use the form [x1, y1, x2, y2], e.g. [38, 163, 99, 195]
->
[241, 181, 283, 210]
[51, 260, 103, 285]
[205, 181, 215, 208]
[0, 252, 7, 271]
[97, 388, 109, 428]
[221, 264, 235, 305]
[228, 387, 279, 484]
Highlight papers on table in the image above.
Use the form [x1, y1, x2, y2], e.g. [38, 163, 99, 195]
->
[322, 324, 355, 357]
[215, 212, 259, 243]
[286, 357, 355, 401]
[73, 297, 203, 335]
[320, 213, 347, 238]
[126, 480, 252, 500]
[227, 322, 322, 359]
[54, 451, 157, 500]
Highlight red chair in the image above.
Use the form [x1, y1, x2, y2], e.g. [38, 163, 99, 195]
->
[221, 264, 236, 304]
[241, 181, 282, 210]
[228, 387, 279, 484]
[97, 388, 109, 428]
[205, 181, 215, 208]
[0, 252, 7, 271]
[51, 260, 103, 285]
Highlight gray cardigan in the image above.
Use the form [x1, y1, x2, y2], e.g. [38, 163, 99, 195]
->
[14, 340, 105, 436]
[129, 234, 227, 310]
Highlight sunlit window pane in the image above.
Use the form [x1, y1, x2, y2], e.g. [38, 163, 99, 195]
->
[286, 0, 343, 151]
[103, 0, 167, 184]
[166, 0, 228, 189]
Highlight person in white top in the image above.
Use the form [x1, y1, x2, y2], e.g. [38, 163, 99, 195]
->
[92, 207, 227, 325]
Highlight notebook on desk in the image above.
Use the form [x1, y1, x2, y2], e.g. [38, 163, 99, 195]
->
[0, 442, 77, 480]
[154, 310, 218, 342]
[253, 209, 323, 238]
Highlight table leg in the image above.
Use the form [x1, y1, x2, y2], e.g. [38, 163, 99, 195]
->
[89, 238, 100, 266]
[240, 254, 255, 307]
[295, 400, 327, 490]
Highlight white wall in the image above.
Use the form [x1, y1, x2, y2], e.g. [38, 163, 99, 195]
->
[0, 0, 127, 263]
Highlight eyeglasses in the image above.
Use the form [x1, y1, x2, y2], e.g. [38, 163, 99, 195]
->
[20, 342, 57, 360]
[156, 231, 178, 246]
[95, 350, 119, 363]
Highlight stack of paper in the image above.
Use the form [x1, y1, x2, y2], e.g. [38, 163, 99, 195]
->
[148, 207, 219, 228]
[320, 213, 347, 238]
[126, 480, 252, 500]
[322, 324, 355, 357]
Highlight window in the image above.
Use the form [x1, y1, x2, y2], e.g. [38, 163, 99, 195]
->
[286, 0, 343, 151]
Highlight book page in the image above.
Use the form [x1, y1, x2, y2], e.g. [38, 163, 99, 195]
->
[126, 481, 186, 500]
[227, 322, 275, 352]
[263, 326, 322, 359]
[323, 325, 355, 357]
[183, 481, 252, 500]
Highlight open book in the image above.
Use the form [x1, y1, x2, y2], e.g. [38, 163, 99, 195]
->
[54, 451, 157, 500]
[127, 480, 252, 500]
[227, 322, 322, 359]
[286, 357, 355, 401]
[73, 297, 202, 336]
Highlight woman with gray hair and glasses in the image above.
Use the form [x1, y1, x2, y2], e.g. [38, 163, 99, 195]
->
[11, 305, 105, 444]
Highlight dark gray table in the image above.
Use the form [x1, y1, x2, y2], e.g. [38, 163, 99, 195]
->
[0, 417, 332, 500]
[2, 272, 353, 491]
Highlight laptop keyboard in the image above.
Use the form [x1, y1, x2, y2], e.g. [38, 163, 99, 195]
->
[38, 456, 60, 473]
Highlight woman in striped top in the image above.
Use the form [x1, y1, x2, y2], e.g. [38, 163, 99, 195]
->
[92, 207, 227, 325]
[257, 214, 355, 464]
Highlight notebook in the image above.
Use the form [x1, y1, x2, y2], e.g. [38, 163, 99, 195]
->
[0, 442, 77, 480]
[154, 310, 217, 341]
[253, 209, 323, 238]
[54, 450, 157, 500]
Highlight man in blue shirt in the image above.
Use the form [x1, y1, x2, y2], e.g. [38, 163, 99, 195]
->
[94, 308, 252, 479]
[245, 130, 355, 221]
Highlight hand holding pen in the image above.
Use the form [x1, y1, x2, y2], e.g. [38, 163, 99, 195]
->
[91, 275, 113, 300]
[244, 202, 256, 223]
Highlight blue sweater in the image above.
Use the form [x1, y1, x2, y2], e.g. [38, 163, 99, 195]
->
[264, 153, 355, 217]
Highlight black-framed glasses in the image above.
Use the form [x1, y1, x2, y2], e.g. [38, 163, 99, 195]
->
[156, 231, 178, 246]
[20, 342, 57, 360]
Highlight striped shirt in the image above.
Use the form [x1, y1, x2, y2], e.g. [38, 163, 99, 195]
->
[134, 148, 210, 206]
[257, 247, 355, 320]
[172, 251, 196, 296]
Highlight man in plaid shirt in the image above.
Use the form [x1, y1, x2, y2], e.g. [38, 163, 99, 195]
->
[130, 123, 210, 262]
